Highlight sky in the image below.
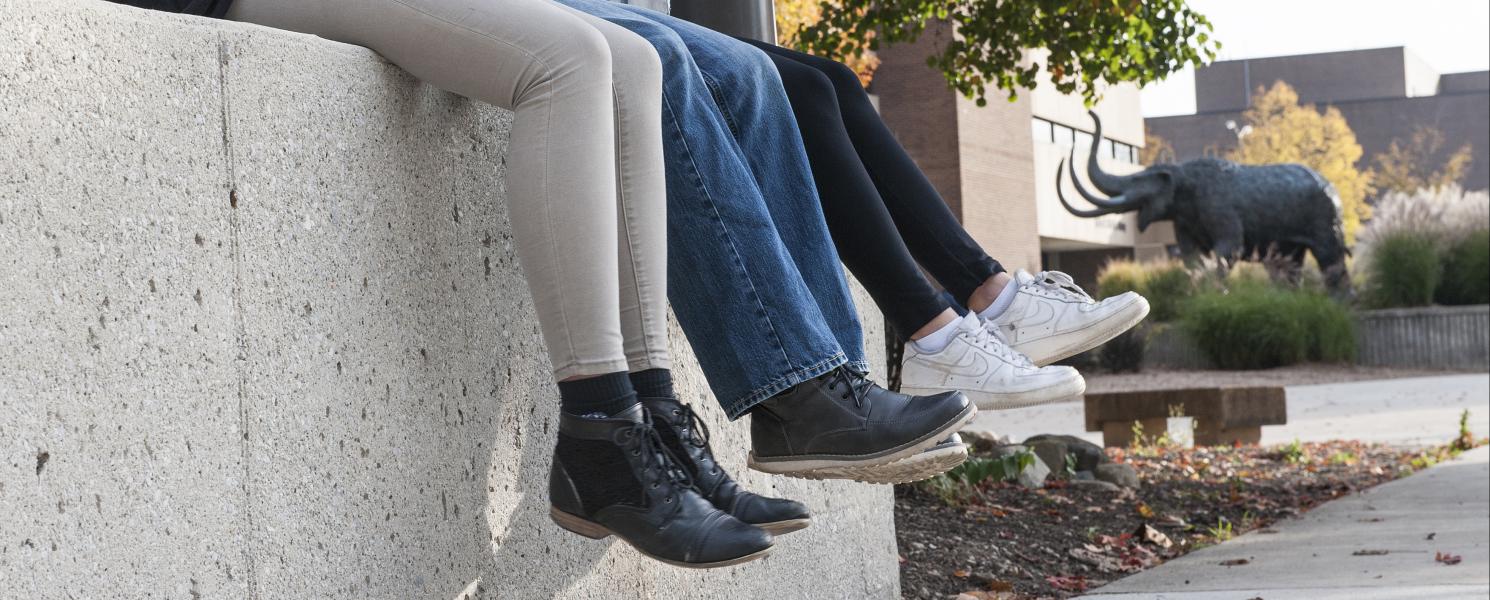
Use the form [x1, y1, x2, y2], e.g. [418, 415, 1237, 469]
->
[1141, 0, 1490, 116]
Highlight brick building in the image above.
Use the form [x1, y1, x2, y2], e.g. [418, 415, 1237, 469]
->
[870, 24, 1172, 292]
[1148, 47, 1490, 192]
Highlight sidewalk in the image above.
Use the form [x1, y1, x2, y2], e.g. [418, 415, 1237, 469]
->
[1076, 446, 1490, 599]
[968, 374, 1490, 447]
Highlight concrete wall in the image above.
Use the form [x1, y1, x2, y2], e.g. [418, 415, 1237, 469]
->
[0, 1, 900, 598]
[1196, 47, 1414, 113]
[1355, 305, 1490, 371]
[1144, 305, 1490, 372]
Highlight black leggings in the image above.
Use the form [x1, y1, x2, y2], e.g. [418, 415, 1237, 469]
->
[743, 40, 1005, 336]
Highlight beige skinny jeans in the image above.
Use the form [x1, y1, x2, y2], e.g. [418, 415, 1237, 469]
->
[225, 0, 671, 379]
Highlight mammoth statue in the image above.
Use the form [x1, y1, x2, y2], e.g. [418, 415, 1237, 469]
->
[1057, 111, 1350, 291]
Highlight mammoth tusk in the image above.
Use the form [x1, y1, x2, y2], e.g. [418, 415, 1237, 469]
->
[1085, 110, 1135, 195]
[1057, 158, 1132, 218]
[1069, 148, 1133, 209]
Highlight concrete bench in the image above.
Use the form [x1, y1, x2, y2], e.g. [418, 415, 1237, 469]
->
[0, 1, 898, 598]
[1084, 387, 1288, 447]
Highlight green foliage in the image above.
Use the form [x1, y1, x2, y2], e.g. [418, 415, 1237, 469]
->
[1206, 517, 1234, 541]
[1453, 410, 1477, 452]
[1181, 286, 1356, 369]
[1097, 259, 1194, 322]
[1280, 439, 1308, 465]
[1360, 231, 1442, 309]
[1437, 230, 1490, 306]
[920, 450, 1036, 505]
[792, 0, 1220, 106]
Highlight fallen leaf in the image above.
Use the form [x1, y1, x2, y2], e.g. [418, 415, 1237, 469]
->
[987, 579, 1015, 592]
[1436, 551, 1463, 565]
[1045, 575, 1089, 592]
[953, 569, 971, 578]
[1353, 549, 1390, 556]
[1218, 558, 1251, 566]
[1135, 523, 1174, 549]
[1136, 503, 1155, 519]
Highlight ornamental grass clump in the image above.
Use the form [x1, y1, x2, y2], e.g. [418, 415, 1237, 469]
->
[1356, 185, 1489, 308]
[1096, 259, 1194, 322]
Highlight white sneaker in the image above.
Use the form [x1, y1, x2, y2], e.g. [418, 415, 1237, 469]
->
[901, 313, 1085, 410]
[989, 270, 1151, 366]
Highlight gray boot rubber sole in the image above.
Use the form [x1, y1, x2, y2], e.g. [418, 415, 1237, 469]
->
[745, 402, 977, 482]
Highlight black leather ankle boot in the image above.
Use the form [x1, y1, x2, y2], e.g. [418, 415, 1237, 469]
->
[641, 396, 812, 535]
[549, 404, 773, 568]
[747, 366, 975, 482]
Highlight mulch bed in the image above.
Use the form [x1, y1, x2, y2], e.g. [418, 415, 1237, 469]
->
[895, 440, 1454, 599]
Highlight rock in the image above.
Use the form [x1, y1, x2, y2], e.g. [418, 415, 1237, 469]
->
[961, 430, 1008, 452]
[1071, 470, 1096, 481]
[1066, 479, 1120, 492]
[989, 443, 1028, 459]
[1095, 462, 1141, 489]
[1028, 439, 1069, 475]
[1016, 453, 1051, 489]
[1025, 434, 1108, 471]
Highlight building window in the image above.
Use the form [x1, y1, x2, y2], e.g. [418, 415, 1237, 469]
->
[1053, 123, 1075, 147]
[1030, 118, 1053, 144]
[1075, 130, 1094, 155]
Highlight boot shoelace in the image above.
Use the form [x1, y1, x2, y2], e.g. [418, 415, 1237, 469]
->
[671, 405, 722, 478]
[824, 368, 873, 408]
[614, 416, 693, 505]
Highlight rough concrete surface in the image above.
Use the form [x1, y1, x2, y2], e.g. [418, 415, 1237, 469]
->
[1078, 446, 1490, 599]
[1, 1, 899, 598]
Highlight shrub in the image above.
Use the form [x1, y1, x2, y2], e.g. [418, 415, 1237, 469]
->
[1360, 231, 1442, 309]
[1355, 185, 1489, 307]
[1182, 287, 1356, 369]
[1096, 259, 1194, 322]
[1437, 229, 1490, 306]
[1099, 328, 1146, 373]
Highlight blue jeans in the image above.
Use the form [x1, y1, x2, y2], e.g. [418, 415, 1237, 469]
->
[554, 0, 867, 418]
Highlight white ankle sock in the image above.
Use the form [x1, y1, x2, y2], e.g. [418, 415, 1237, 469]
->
[977, 279, 1020, 321]
[911, 316, 963, 354]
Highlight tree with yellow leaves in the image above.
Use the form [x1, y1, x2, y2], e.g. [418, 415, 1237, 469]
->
[1372, 126, 1475, 195]
[774, 0, 880, 86]
[1227, 81, 1374, 244]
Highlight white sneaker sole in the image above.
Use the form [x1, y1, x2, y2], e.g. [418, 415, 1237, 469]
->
[1015, 296, 1151, 366]
[746, 402, 977, 481]
[903, 373, 1085, 412]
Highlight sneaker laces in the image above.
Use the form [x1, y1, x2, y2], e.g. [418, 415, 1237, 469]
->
[615, 415, 694, 503]
[1030, 270, 1094, 302]
[972, 318, 1037, 368]
[824, 367, 873, 408]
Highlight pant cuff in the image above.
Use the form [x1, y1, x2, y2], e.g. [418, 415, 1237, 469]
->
[551, 358, 633, 382]
[720, 352, 848, 420]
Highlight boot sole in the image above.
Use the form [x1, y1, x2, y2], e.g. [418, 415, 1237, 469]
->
[756, 518, 811, 535]
[1018, 296, 1151, 367]
[549, 507, 773, 569]
[824, 440, 970, 484]
[904, 373, 1086, 412]
[746, 399, 977, 481]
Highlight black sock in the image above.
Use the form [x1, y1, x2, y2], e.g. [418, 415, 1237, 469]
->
[629, 368, 675, 400]
[558, 372, 638, 417]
